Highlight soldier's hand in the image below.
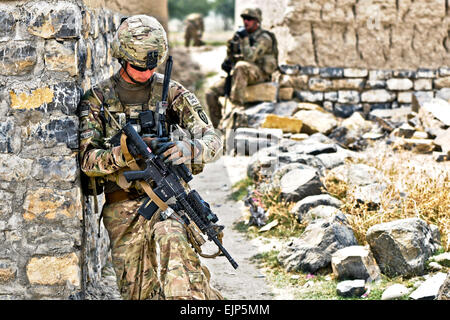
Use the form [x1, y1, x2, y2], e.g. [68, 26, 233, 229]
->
[235, 26, 248, 38]
[221, 59, 232, 73]
[158, 140, 199, 165]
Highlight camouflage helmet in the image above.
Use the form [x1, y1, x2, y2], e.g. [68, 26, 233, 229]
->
[240, 8, 262, 23]
[111, 15, 168, 69]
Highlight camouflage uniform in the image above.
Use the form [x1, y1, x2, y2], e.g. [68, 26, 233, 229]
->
[184, 13, 205, 47]
[79, 15, 223, 300]
[206, 8, 278, 128]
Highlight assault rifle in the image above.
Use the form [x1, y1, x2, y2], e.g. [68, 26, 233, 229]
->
[121, 122, 238, 270]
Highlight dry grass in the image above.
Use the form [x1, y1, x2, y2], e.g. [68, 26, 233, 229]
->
[325, 142, 450, 251]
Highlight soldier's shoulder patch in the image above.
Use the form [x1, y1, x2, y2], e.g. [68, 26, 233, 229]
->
[183, 91, 201, 107]
[196, 108, 209, 125]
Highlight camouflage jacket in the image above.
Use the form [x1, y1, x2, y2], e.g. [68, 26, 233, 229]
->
[227, 26, 278, 75]
[79, 72, 222, 193]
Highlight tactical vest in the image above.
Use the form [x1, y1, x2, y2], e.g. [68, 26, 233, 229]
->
[91, 72, 170, 194]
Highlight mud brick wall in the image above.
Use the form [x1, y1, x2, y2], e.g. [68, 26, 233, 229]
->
[236, 0, 450, 70]
[0, 0, 125, 299]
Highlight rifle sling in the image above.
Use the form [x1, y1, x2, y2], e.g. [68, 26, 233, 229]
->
[120, 133, 168, 211]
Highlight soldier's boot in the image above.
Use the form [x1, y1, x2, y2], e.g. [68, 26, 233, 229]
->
[205, 89, 223, 128]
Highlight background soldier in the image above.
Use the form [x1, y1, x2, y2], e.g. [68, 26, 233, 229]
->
[205, 8, 278, 129]
[184, 13, 205, 47]
[78, 15, 223, 300]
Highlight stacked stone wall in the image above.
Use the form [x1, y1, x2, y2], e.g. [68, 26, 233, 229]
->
[280, 65, 450, 116]
[0, 0, 124, 299]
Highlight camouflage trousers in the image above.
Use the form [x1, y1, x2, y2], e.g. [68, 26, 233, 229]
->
[101, 197, 223, 300]
[206, 61, 269, 128]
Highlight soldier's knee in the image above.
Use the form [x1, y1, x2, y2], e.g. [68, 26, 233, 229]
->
[234, 61, 251, 74]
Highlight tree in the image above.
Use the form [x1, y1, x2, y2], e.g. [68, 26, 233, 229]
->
[168, 0, 212, 20]
[210, 0, 235, 30]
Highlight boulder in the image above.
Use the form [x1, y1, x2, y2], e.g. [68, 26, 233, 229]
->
[366, 218, 439, 277]
[437, 272, 450, 300]
[293, 109, 338, 135]
[381, 284, 410, 300]
[244, 82, 279, 103]
[261, 114, 303, 133]
[278, 212, 357, 273]
[336, 280, 366, 298]
[409, 272, 448, 300]
[232, 128, 283, 156]
[279, 167, 324, 202]
[290, 194, 342, 222]
[434, 128, 450, 155]
[331, 245, 381, 281]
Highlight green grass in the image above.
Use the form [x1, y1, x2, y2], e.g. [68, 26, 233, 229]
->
[229, 177, 254, 201]
[249, 250, 417, 300]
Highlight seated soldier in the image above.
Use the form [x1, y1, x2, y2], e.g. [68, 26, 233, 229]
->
[205, 8, 278, 129]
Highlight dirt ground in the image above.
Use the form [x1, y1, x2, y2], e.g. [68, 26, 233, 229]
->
[191, 155, 292, 300]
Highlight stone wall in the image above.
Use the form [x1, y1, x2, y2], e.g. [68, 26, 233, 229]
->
[236, 0, 450, 70]
[0, 0, 167, 300]
[279, 65, 450, 117]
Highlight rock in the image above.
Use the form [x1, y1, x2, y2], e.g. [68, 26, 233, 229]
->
[395, 123, 416, 138]
[278, 212, 357, 273]
[261, 114, 303, 133]
[331, 245, 381, 281]
[411, 91, 434, 113]
[434, 129, 450, 155]
[381, 284, 410, 300]
[352, 183, 387, 207]
[279, 168, 324, 202]
[285, 142, 337, 156]
[233, 128, 282, 156]
[315, 147, 355, 169]
[386, 78, 413, 91]
[279, 87, 294, 100]
[336, 279, 366, 298]
[397, 138, 436, 154]
[293, 109, 338, 135]
[244, 82, 279, 103]
[434, 76, 450, 89]
[437, 273, 450, 300]
[361, 90, 395, 103]
[302, 205, 340, 223]
[409, 272, 448, 300]
[327, 163, 384, 187]
[290, 194, 342, 222]
[436, 88, 450, 102]
[341, 112, 373, 133]
[420, 98, 450, 126]
[366, 218, 438, 277]
[433, 252, 450, 268]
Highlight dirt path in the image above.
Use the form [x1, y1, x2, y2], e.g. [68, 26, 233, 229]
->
[190, 155, 281, 300]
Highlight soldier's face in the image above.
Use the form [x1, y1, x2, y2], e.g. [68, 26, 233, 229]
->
[243, 17, 259, 33]
[125, 62, 155, 83]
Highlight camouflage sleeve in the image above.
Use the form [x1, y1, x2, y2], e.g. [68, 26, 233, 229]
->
[79, 89, 127, 177]
[241, 32, 272, 63]
[168, 82, 223, 164]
